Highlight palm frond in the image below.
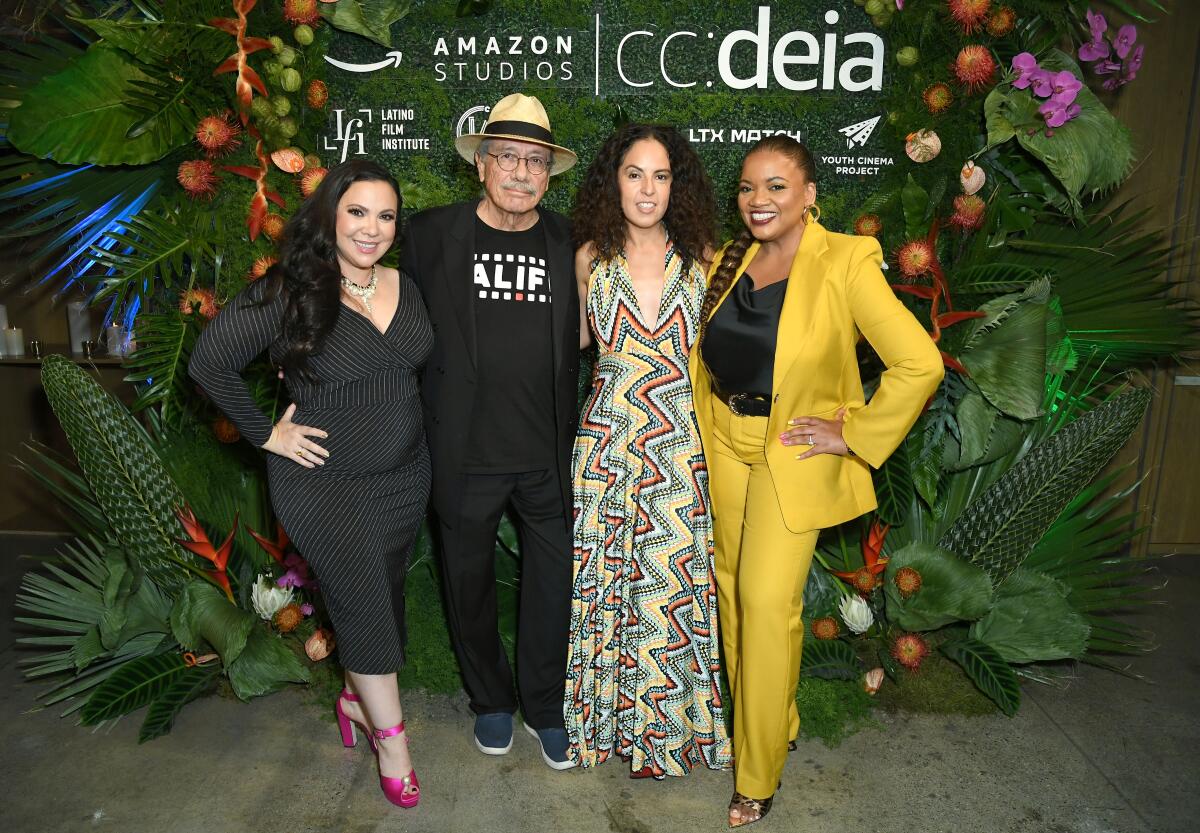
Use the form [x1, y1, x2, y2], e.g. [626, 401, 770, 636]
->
[122, 309, 199, 420]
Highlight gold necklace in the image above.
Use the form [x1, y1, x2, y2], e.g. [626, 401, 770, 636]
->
[340, 264, 377, 313]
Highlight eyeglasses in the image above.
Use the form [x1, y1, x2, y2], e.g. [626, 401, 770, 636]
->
[486, 151, 549, 175]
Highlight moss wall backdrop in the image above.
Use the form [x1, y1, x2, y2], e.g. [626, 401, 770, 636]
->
[320, 0, 916, 228]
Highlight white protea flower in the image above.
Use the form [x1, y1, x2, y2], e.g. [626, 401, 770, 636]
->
[251, 574, 294, 621]
[839, 594, 875, 634]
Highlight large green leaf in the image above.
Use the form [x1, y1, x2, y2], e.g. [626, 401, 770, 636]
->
[969, 569, 1090, 663]
[79, 651, 187, 724]
[901, 174, 929, 240]
[73, 14, 226, 66]
[321, 0, 413, 48]
[939, 388, 1150, 586]
[799, 638, 861, 681]
[801, 560, 842, 619]
[138, 663, 220, 742]
[170, 579, 255, 665]
[7, 43, 194, 165]
[960, 279, 1049, 420]
[949, 390, 996, 471]
[40, 355, 194, 588]
[227, 626, 310, 700]
[883, 542, 993, 631]
[873, 437, 915, 527]
[940, 636, 1020, 716]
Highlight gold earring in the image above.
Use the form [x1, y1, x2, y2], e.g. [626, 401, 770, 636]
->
[804, 203, 821, 224]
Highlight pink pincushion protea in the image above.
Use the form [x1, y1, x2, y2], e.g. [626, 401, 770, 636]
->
[923, 83, 954, 115]
[300, 167, 328, 198]
[195, 113, 241, 158]
[854, 214, 882, 237]
[811, 617, 840, 641]
[177, 160, 219, 200]
[262, 213, 286, 241]
[947, 0, 991, 34]
[283, 0, 320, 26]
[896, 240, 935, 280]
[891, 633, 930, 670]
[949, 195, 987, 231]
[985, 5, 1016, 37]
[179, 288, 219, 319]
[954, 45, 998, 93]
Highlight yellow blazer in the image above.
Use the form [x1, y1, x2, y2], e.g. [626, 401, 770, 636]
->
[689, 221, 944, 533]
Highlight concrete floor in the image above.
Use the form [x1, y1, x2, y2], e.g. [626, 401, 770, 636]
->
[1, 533, 1196, 833]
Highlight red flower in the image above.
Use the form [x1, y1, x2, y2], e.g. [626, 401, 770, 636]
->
[923, 82, 954, 115]
[175, 505, 237, 600]
[195, 113, 241, 157]
[248, 255, 277, 281]
[954, 45, 998, 93]
[891, 633, 930, 670]
[833, 521, 890, 596]
[179, 288, 219, 319]
[283, 0, 320, 26]
[896, 240, 935, 280]
[947, 0, 991, 34]
[247, 522, 290, 566]
[986, 6, 1016, 38]
[299, 167, 328, 199]
[811, 617, 840, 640]
[948, 195, 987, 232]
[177, 160, 219, 200]
[854, 214, 882, 237]
[262, 213, 286, 241]
[307, 79, 329, 109]
[893, 566, 923, 598]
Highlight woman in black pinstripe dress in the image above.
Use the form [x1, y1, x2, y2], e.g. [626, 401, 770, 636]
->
[189, 160, 431, 807]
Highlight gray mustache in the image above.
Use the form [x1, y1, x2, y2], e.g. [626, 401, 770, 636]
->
[502, 181, 536, 195]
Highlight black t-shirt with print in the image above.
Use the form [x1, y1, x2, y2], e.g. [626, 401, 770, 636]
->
[463, 216, 556, 471]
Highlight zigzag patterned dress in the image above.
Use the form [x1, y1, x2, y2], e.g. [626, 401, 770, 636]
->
[565, 244, 732, 777]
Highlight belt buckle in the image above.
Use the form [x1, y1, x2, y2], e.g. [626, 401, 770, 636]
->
[728, 392, 747, 416]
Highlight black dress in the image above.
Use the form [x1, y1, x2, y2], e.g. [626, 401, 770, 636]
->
[189, 274, 433, 674]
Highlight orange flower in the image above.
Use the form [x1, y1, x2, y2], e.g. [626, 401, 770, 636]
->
[175, 504, 237, 600]
[247, 521, 290, 566]
[832, 521, 890, 595]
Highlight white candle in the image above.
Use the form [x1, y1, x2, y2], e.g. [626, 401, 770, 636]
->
[105, 324, 126, 356]
[3, 327, 24, 358]
[0, 305, 7, 357]
[66, 301, 91, 355]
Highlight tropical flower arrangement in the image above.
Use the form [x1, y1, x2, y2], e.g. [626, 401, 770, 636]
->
[1, 0, 1191, 742]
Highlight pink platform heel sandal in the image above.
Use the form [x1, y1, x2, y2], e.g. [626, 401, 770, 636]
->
[335, 689, 376, 751]
[373, 722, 420, 808]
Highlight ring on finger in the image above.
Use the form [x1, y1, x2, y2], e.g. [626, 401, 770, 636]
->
[807, 434, 815, 445]
[295, 449, 304, 458]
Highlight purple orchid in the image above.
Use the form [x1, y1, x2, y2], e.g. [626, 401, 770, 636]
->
[1113, 24, 1137, 59]
[1011, 52, 1039, 89]
[1079, 9, 1110, 61]
[1094, 59, 1122, 76]
[1048, 70, 1083, 101]
[300, 602, 314, 616]
[1030, 69, 1056, 98]
[1039, 95, 1082, 128]
[276, 551, 316, 589]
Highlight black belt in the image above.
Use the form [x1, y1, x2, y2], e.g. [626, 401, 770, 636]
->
[714, 387, 772, 417]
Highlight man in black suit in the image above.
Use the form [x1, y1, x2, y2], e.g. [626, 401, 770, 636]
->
[400, 93, 579, 770]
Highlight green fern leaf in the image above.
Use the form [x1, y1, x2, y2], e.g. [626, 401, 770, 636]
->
[940, 636, 1020, 715]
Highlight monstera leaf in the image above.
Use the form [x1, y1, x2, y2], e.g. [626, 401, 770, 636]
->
[321, 0, 413, 48]
[7, 43, 197, 165]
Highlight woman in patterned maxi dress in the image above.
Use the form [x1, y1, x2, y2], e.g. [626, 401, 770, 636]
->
[565, 124, 732, 777]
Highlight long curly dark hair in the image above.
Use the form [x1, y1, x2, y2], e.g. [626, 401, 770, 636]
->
[698, 135, 817, 343]
[571, 123, 716, 272]
[260, 160, 401, 381]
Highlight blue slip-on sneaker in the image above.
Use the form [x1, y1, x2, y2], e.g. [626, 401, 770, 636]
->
[523, 723, 575, 771]
[474, 712, 514, 755]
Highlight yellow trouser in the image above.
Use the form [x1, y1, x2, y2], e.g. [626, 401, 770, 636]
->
[708, 398, 819, 799]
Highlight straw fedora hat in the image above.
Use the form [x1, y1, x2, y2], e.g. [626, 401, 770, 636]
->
[454, 93, 577, 175]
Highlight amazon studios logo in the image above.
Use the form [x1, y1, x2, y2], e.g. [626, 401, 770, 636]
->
[322, 5, 884, 95]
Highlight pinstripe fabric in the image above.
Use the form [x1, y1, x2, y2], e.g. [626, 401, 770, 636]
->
[565, 246, 732, 777]
[189, 274, 433, 674]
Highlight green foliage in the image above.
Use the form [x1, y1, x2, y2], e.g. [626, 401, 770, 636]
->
[40, 356, 195, 589]
[985, 51, 1133, 216]
[939, 388, 1151, 586]
[7, 44, 201, 165]
[79, 651, 188, 724]
[940, 636, 1021, 716]
[969, 568, 1090, 663]
[138, 662, 220, 742]
[123, 310, 200, 422]
[320, 0, 413, 47]
[227, 626, 310, 699]
[960, 278, 1050, 421]
[794, 678, 877, 748]
[872, 437, 915, 527]
[170, 579, 254, 663]
[872, 649, 996, 716]
[800, 639, 862, 681]
[883, 543, 993, 631]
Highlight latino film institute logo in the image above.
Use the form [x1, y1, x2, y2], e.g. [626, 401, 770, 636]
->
[838, 115, 881, 150]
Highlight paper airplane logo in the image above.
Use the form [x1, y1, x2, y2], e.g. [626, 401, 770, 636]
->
[838, 116, 881, 150]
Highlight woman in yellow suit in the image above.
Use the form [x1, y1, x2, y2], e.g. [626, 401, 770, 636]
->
[691, 136, 943, 827]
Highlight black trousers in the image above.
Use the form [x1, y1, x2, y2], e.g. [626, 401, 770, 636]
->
[436, 468, 571, 729]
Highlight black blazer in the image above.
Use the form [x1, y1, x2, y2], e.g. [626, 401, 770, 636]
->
[400, 200, 581, 523]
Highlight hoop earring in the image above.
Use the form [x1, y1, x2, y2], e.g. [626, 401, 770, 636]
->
[804, 203, 821, 224]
